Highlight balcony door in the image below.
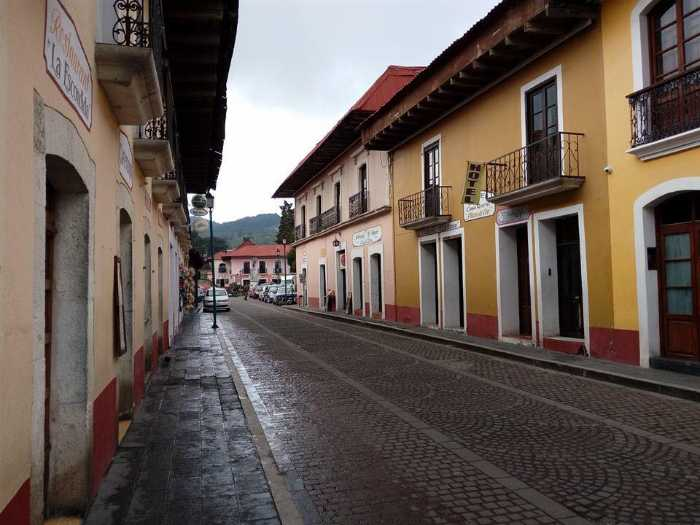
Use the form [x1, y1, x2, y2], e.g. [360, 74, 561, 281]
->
[359, 164, 368, 213]
[423, 141, 440, 217]
[657, 193, 700, 361]
[526, 79, 559, 185]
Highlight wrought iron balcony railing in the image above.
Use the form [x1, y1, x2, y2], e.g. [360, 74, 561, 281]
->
[628, 67, 700, 148]
[309, 216, 321, 235]
[398, 186, 451, 228]
[485, 132, 583, 200]
[112, 0, 150, 47]
[349, 190, 368, 218]
[295, 224, 306, 240]
[141, 110, 167, 140]
[320, 206, 339, 230]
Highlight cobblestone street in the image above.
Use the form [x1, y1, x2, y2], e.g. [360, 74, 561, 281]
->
[219, 299, 700, 525]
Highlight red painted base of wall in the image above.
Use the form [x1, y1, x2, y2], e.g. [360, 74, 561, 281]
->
[133, 346, 145, 406]
[91, 378, 117, 497]
[364, 303, 370, 317]
[385, 304, 398, 322]
[0, 479, 30, 525]
[466, 313, 498, 339]
[353, 309, 363, 317]
[163, 320, 169, 352]
[308, 297, 320, 309]
[543, 337, 585, 355]
[590, 327, 640, 365]
[396, 306, 420, 326]
[151, 333, 159, 370]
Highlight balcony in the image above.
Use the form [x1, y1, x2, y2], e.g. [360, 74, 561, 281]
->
[398, 186, 452, 230]
[163, 202, 187, 226]
[628, 67, 700, 161]
[95, 0, 163, 125]
[320, 207, 340, 230]
[295, 224, 306, 240]
[309, 216, 321, 235]
[151, 172, 180, 205]
[486, 132, 584, 206]
[133, 112, 174, 178]
[349, 190, 368, 219]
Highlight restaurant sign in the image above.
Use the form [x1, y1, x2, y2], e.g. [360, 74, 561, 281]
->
[44, 0, 93, 129]
[353, 226, 382, 247]
[119, 132, 134, 189]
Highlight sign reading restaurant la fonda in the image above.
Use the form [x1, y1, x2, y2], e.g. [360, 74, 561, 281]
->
[44, 0, 93, 129]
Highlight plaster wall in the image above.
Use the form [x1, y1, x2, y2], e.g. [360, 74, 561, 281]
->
[0, 0, 181, 516]
[390, 22, 612, 341]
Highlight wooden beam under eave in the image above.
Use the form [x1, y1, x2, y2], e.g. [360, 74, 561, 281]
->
[523, 22, 565, 35]
[545, 6, 599, 20]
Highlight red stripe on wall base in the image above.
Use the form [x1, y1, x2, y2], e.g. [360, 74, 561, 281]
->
[0, 479, 30, 525]
[91, 378, 118, 496]
[590, 327, 640, 365]
[396, 306, 420, 326]
[466, 313, 498, 339]
[163, 320, 169, 352]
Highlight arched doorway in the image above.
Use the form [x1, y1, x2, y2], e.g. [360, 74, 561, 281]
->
[44, 154, 90, 517]
[655, 192, 700, 361]
[118, 209, 134, 416]
[144, 235, 153, 372]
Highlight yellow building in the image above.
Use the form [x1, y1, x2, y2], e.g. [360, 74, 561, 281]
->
[362, 0, 700, 371]
[0, 1, 237, 523]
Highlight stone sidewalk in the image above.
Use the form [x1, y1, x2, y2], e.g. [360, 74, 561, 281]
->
[295, 306, 700, 401]
[84, 314, 281, 525]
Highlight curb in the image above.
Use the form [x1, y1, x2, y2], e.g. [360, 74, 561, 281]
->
[292, 308, 700, 403]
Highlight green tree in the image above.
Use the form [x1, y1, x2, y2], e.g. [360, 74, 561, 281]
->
[191, 229, 228, 257]
[276, 201, 295, 244]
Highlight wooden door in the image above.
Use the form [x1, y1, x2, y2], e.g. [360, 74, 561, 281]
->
[516, 226, 532, 336]
[44, 186, 56, 511]
[556, 216, 584, 338]
[423, 142, 440, 217]
[659, 226, 700, 358]
[657, 193, 700, 360]
[526, 79, 559, 184]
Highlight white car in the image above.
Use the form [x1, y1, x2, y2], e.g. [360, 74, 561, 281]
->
[204, 287, 230, 311]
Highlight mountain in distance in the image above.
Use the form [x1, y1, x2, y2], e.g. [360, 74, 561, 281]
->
[191, 213, 280, 248]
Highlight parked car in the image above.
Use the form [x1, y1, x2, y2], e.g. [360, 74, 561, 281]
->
[204, 287, 230, 311]
[266, 285, 281, 303]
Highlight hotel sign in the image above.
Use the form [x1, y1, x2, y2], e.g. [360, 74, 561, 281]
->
[44, 0, 93, 129]
[119, 132, 133, 189]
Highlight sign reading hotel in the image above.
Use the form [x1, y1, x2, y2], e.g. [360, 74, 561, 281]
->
[44, 0, 93, 128]
[462, 162, 495, 221]
[119, 132, 134, 189]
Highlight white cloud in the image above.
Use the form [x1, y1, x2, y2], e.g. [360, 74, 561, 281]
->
[211, 0, 500, 222]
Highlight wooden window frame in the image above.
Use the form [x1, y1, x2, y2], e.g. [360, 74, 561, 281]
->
[649, 0, 700, 83]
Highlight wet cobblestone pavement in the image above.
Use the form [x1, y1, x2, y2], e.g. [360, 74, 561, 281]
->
[221, 299, 700, 525]
[84, 314, 280, 525]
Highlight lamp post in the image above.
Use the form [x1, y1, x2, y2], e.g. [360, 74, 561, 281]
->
[206, 191, 218, 329]
[283, 239, 287, 297]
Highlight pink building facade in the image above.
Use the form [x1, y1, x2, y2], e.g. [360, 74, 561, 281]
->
[214, 240, 287, 287]
[274, 66, 423, 318]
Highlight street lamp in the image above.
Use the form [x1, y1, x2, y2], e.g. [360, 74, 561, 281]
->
[283, 239, 287, 297]
[206, 191, 218, 329]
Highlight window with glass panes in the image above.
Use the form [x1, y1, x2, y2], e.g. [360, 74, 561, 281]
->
[650, 0, 700, 82]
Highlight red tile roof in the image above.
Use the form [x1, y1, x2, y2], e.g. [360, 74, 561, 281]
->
[272, 65, 424, 198]
[215, 239, 285, 259]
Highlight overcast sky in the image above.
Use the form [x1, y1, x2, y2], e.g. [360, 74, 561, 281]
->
[210, 0, 500, 223]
